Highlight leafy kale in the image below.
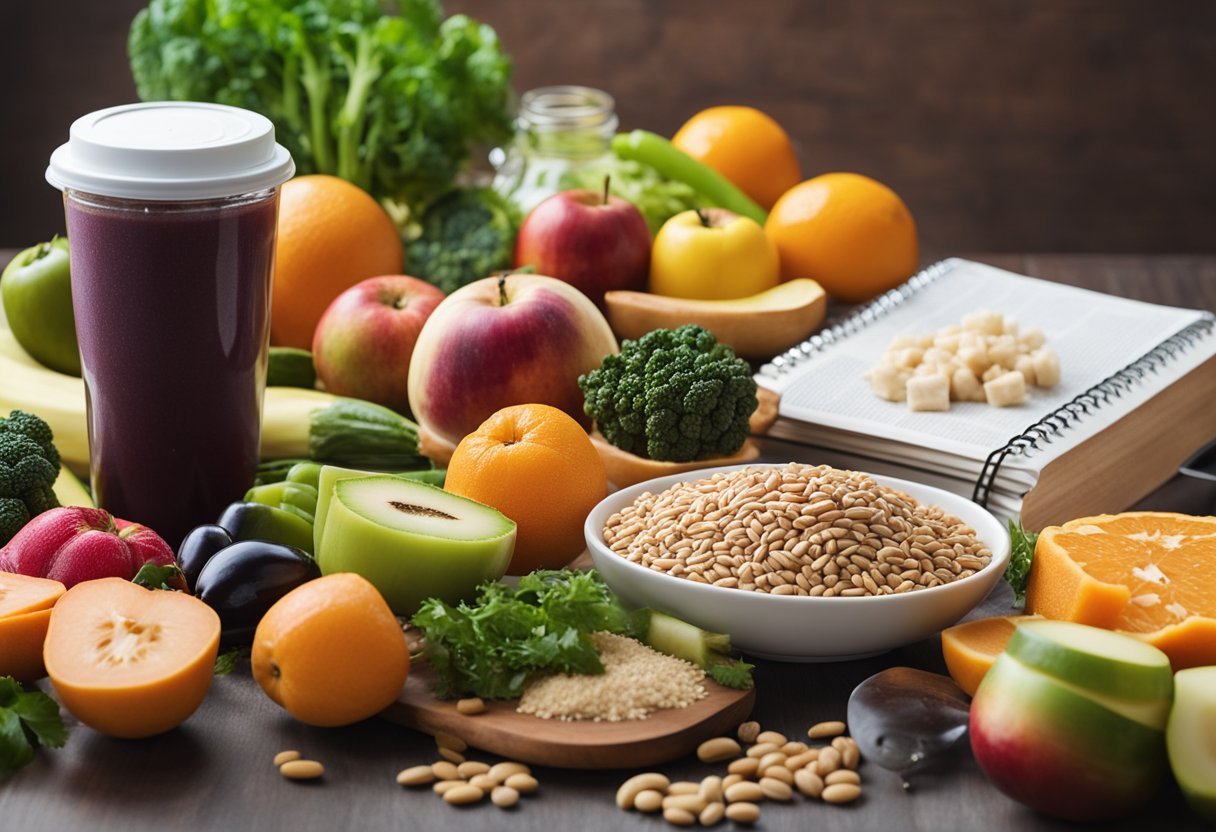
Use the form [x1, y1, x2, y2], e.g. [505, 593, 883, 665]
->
[579, 325, 758, 462]
[1006, 519, 1039, 606]
[406, 187, 520, 293]
[0, 676, 67, 777]
[411, 570, 629, 700]
[128, 0, 513, 217]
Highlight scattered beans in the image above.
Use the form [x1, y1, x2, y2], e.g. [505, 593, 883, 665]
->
[433, 780, 466, 796]
[663, 794, 707, 814]
[617, 773, 671, 809]
[279, 760, 324, 781]
[396, 765, 435, 786]
[825, 769, 861, 787]
[727, 757, 760, 777]
[822, 782, 863, 805]
[755, 730, 787, 746]
[273, 750, 301, 767]
[745, 742, 781, 759]
[442, 784, 485, 806]
[488, 762, 530, 784]
[759, 777, 793, 801]
[736, 721, 761, 744]
[491, 786, 519, 808]
[437, 747, 465, 765]
[667, 781, 700, 795]
[457, 761, 490, 779]
[724, 781, 764, 803]
[762, 765, 793, 785]
[817, 746, 842, 775]
[468, 774, 497, 791]
[721, 774, 744, 790]
[456, 697, 486, 715]
[697, 736, 742, 763]
[699, 802, 725, 826]
[794, 768, 825, 798]
[698, 775, 724, 805]
[807, 720, 847, 739]
[505, 773, 539, 795]
[431, 761, 460, 781]
[780, 741, 808, 756]
[785, 750, 819, 770]
[634, 789, 665, 813]
[663, 807, 696, 827]
[757, 752, 788, 774]
[724, 802, 760, 824]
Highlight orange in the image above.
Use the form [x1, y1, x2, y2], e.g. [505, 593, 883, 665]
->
[1025, 512, 1216, 670]
[765, 172, 918, 303]
[271, 175, 404, 348]
[444, 403, 607, 575]
[940, 614, 1041, 696]
[251, 573, 409, 727]
[672, 106, 802, 210]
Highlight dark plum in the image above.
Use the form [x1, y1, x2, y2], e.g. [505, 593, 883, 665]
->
[177, 524, 233, 592]
[194, 540, 320, 643]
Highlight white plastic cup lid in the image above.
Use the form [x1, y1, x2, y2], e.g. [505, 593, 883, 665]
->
[46, 101, 296, 201]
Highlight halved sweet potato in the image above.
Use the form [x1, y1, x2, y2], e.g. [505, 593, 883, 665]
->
[44, 578, 220, 738]
[0, 573, 66, 681]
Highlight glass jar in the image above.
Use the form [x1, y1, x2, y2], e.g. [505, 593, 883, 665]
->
[491, 85, 618, 215]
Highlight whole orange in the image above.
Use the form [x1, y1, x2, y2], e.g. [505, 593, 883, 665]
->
[251, 572, 409, 727]
[271, 175, 404, 348]
[765, 172, 919, 304]
[444, 403, 607, 575]
[672, 106, 802, 210]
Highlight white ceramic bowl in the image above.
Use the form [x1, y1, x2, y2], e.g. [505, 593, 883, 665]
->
[585, 464, 1010, 662]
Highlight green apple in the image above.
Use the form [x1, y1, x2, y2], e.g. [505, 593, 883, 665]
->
[1167, 666, 1216, 822]
[316, 475, 515, 615]
[1, 237, 81, 376]
[970, 620, 1173, 822]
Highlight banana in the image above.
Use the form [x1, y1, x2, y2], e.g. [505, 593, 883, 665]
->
[603, 279, 827, 360]
[0, 327, 339, 470]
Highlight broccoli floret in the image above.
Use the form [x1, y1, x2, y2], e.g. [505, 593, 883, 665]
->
[406, 187, 520, 294]
[0, 411, 62, 546]
[579, 325, 758, 462]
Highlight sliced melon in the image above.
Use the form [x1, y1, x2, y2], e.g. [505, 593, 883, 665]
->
[316, 476, 515, 615]
[1006, 620, 1174, 707]
[1167, 666, 1216, 822]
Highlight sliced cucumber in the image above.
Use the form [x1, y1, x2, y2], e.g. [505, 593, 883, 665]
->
[267, 346, 316, 389]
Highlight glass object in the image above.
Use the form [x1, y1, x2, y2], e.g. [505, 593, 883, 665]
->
[46, 102, 295, 545]
[491, 85, 618, 215]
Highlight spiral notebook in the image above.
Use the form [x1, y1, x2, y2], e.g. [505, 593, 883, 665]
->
[756, 258, 1216, 529]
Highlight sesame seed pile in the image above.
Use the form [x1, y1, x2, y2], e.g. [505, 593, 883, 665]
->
[516, 633, 707, 722]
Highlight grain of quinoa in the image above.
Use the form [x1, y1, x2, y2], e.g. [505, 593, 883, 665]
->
[604, 463, 991, 596]
[517, 633, 707, 721]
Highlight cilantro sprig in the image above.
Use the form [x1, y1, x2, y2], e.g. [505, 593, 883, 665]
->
[1005, 519, 1039, 606]
[412, 570, 629, 700]
[0, 676, 67, 777]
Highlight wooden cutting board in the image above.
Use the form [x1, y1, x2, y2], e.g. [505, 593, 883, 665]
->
[381, 661, 755, 769]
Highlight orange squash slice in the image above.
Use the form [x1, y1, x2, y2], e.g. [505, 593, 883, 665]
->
[940, 614, 1043, 696]
[43, 578, 220, 738]
[0, 573, 66, 682]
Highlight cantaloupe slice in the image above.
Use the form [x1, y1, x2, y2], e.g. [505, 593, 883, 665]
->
[43, 577, 220, 738]
[940, 614, 1041, 696]
[0, 573, 66, 681]
[1025, 512, 1216, 670]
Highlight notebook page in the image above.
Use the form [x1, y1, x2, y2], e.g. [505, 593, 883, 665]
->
[762, 260, 1207, 468]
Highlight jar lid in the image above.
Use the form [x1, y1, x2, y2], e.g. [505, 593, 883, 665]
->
[46, 101, 295, 201]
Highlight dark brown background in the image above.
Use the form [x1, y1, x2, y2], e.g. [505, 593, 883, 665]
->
[1, 0, 1213, 252]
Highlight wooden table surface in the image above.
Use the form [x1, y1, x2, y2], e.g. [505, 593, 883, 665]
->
[2, 254, 1214, 831]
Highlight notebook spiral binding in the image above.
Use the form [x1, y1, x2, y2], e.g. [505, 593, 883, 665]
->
[972, 313, 1216, 507]
[758, 258, 961, 379]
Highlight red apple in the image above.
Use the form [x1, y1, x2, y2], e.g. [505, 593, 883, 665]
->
[0, 507, 177, 588]
[407, 274, 618, 447]
[312, 275, 445, 414]
[514, 187, 651, 308]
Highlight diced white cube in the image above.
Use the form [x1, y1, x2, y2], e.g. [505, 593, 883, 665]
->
[1003, 318, 1020, 337]
[933, 332, 961, 354]
[987, 336, 1019, 369]
[1014, 355, 1038, 386]
[984, 371, 1027, 407]
[982, 364, 1007, 383]
[888, 335, 917, 350]
[916, 333, 936, 349]
[896, 347, 924, 369]
[959, 346, 990, 375]
[907, 374, 951, 412]
[1032, 347, 1061, 387]
[923, 347, 954, 366]
[1018, 327, 1047, 350]
[962, 310, 1004, 336]
[867, 363, 909, 401]
[949, 367, 985, 402]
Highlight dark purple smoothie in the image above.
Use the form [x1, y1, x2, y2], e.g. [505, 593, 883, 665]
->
[65, 191, 278, 546]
